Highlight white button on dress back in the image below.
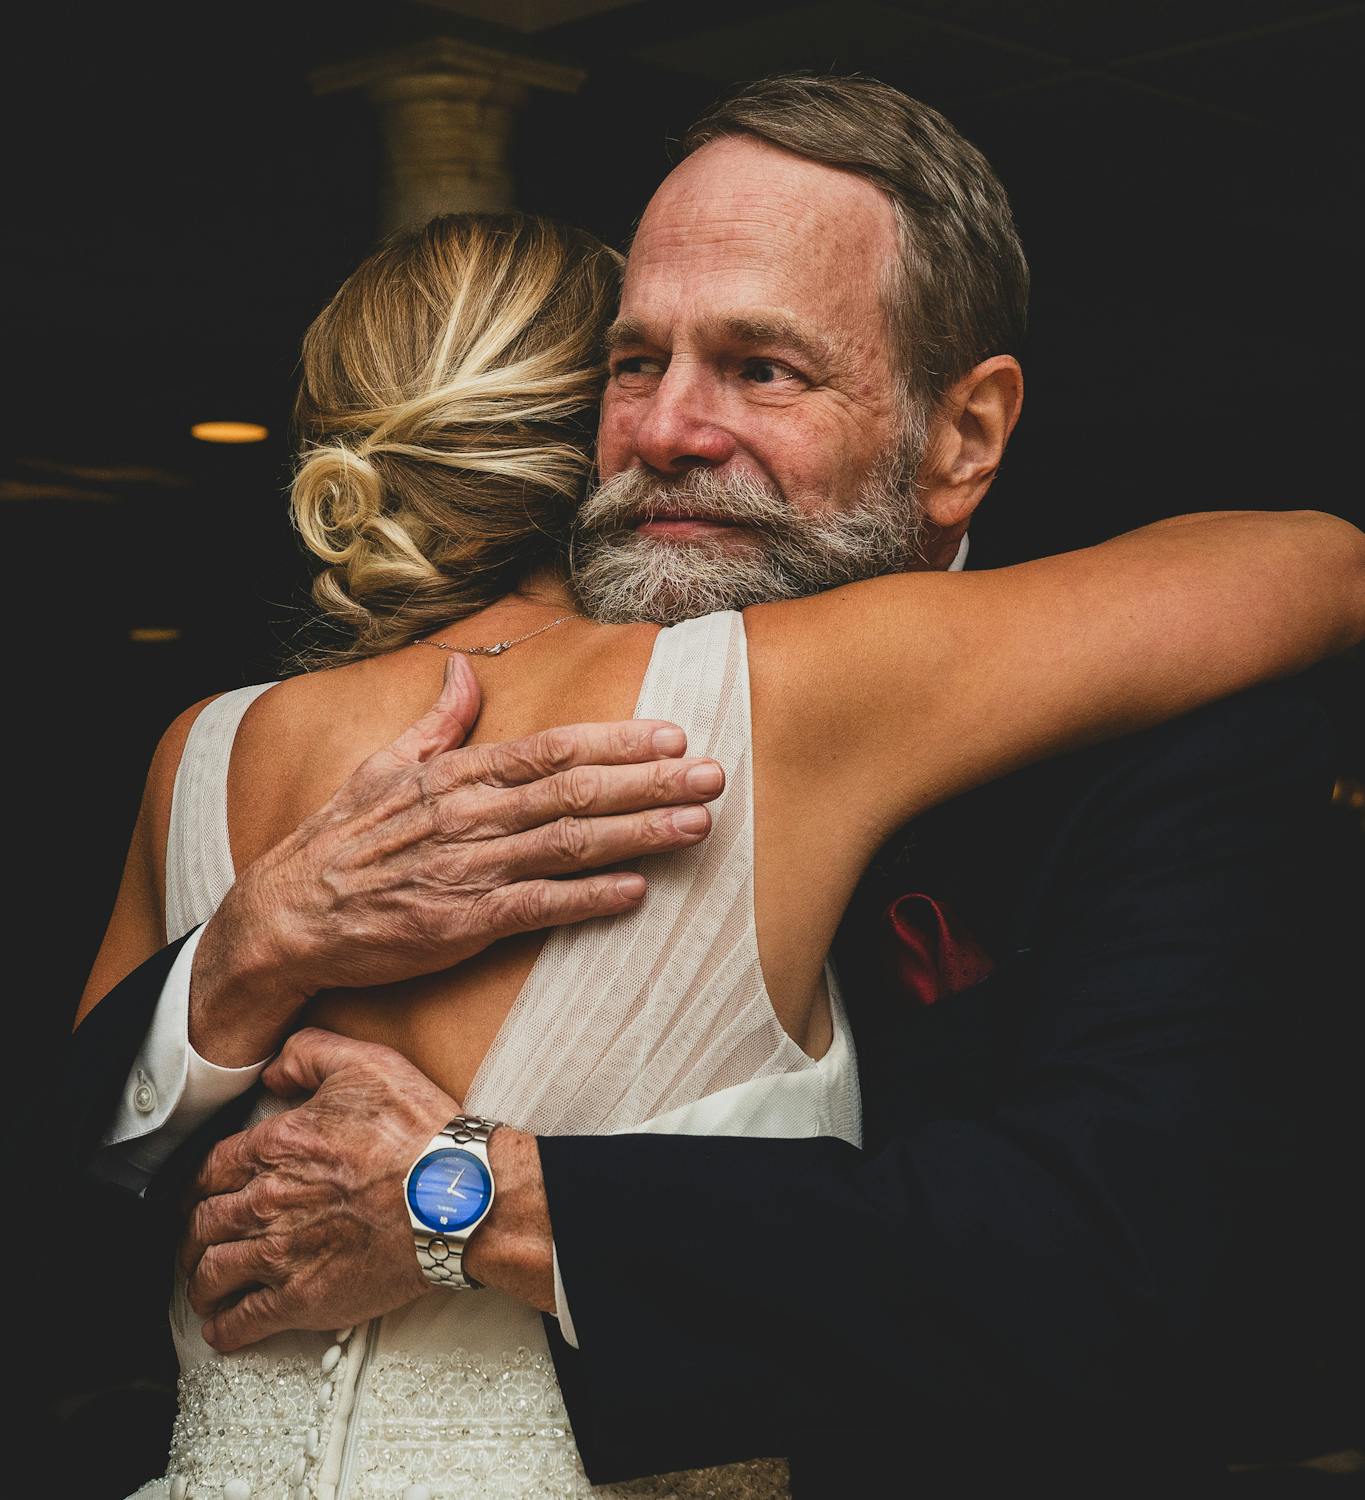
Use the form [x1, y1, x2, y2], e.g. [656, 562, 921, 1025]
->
[169, 1477, 187, 1500]
[320, 1342, 342, 1376]
[222, 1480, 252, 1500]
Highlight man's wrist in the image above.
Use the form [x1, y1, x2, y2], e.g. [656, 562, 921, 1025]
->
[462, 1127, 556, 1314]
[187, 893, 311, 1067]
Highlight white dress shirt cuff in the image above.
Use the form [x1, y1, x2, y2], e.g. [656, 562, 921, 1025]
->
[95, 924, 271, 1191]
[552, 1244, 580, 1349]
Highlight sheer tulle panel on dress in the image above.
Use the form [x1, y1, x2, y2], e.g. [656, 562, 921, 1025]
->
[465, 611, 818, 1137]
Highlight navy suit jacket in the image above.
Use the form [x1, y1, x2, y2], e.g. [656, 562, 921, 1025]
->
[66, 675, 1362, 1495]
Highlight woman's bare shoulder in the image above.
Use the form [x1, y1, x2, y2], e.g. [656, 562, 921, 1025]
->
[231, 652, 437, 845]
[241, 648, 438, 749]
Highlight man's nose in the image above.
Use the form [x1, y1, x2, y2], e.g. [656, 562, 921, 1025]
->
[631, 367, 737, 475]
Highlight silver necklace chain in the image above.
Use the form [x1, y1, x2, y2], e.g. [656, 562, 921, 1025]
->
[417, 613, 581, 658]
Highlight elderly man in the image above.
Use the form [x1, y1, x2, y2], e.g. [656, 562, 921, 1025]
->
[70, 76, 1355, 1493]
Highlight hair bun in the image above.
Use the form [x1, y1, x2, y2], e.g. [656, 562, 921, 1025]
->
[292, 444, 386, 566]
[287, 213, 620, 667]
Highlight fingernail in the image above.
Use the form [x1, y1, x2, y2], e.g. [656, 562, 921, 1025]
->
[685, 762, 723, 795]
[615, 874, 646, 900]
[652, 726, 686, 756]
[672, 806, 709, 835]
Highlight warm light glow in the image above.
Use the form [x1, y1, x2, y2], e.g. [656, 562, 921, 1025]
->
[129, 627, 181, 643]
[191, 421, 269, 444]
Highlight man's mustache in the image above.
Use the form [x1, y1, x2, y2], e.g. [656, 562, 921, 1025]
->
[576, 466, 799, 538]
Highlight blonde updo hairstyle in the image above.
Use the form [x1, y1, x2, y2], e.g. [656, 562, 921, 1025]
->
[290, 212, 621, 662]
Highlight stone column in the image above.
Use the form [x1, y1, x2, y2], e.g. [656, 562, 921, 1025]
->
[312, 37, 584, 233]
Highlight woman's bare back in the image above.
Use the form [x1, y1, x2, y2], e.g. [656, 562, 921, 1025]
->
[205, 597, 854, 1101]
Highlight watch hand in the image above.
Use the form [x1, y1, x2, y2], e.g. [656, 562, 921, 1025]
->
[447, 1167, 467, 1195]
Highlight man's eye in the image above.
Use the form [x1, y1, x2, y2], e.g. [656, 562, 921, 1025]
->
[613, 356, 665, 379]
[741, 358, 802, 386]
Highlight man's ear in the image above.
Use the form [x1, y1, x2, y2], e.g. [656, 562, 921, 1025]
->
[917, 355, 1024, 536]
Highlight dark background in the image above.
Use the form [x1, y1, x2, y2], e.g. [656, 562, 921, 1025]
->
[8, 1, 1362, 1492]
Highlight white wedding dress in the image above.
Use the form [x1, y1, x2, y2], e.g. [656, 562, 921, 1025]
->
[131, 609, 862, 1500]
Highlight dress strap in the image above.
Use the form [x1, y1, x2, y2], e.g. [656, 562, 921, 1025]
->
[632, 609, 745, 739]
[164, 682, 277, 941]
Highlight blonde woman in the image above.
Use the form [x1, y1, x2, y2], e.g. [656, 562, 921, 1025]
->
[79, 209, 1365, 1499]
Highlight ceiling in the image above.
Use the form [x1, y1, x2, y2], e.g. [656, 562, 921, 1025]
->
[416, 0, 645, 30]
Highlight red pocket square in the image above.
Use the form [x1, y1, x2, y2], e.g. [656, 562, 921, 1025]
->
[883, 893, 995, 1006]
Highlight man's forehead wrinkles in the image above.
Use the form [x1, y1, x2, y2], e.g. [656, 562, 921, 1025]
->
[630, 211, 808, 266]
[624, 229, 846, 315]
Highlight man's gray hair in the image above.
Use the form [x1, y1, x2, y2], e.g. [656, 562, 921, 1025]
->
[682, 74, 1029, 417]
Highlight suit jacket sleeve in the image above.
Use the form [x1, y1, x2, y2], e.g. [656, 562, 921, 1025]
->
[539, 679, 1355, 1485]
[65, 933, 194, 1179]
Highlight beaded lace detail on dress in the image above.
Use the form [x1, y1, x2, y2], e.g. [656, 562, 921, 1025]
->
[147, 1329, 790, 1500]
[346, 1350, 788, 1499]
[147, 611, 859, 1500]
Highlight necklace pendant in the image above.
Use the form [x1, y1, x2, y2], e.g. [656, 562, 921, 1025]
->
[419, 616, 579, 660]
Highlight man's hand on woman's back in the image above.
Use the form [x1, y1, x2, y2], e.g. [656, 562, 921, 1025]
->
[188, 652, 725, 1067]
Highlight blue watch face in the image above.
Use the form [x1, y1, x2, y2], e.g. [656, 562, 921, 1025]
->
[407, 1147, 493, 1233]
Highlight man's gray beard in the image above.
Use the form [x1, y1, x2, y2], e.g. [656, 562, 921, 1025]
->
[570, 444, 927, 627]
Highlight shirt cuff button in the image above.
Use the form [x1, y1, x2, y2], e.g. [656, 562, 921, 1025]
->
[133, 1071, 157, 1114]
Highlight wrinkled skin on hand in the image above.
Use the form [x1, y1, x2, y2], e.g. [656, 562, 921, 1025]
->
[179, 1029, 458, 1351]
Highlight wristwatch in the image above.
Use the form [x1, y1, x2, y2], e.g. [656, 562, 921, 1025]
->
[404, 1114, 500, 1289]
